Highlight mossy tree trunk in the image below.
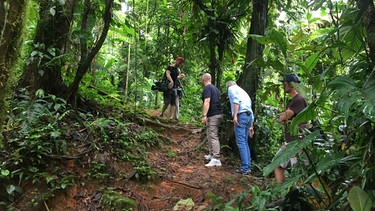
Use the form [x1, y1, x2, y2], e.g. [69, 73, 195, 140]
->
[0, 0, 28, 138]
[17, 0, 76, 97]
[236, 0, 268, 159]
[357, 0, 375, 68]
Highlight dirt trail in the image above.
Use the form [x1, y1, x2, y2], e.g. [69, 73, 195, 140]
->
[135, 110, 266, 210]
[11, 111, 267, 211]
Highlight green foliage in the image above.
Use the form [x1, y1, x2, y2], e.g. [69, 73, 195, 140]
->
[134, 163, 156, 181]
[3, 0, 375, 209]
[87, 163, 110, 180]
[102, 188, 137, 210]
[348, 186, 372, 211]
[205, 193, 240, 211]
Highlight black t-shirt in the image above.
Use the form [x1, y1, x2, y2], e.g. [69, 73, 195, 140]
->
[202, 84, 223, 117]
[164, 65, 180, 88]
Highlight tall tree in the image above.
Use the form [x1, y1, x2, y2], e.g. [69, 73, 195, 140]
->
[0, 0, 29, 136]
[17, 0, 76, 97]
[236, 0, 268, 160]
[237, 0, 268, 108]
[190, 0, 250, 88]
[17, 0, 114, 107]
[66, 0, 114, 105]
[357, 0, 375, 67]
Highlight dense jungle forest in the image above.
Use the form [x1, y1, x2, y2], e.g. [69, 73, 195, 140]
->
[1, 0, 375, 210]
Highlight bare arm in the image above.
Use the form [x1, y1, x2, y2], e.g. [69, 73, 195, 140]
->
[165, 70, 174, 88]
[233, 103, 240, 126]
[201, 97, 210, 124]
[279, 109, 295, 125]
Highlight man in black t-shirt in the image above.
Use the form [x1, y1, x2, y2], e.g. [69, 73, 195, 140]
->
[274, 74, 308, 183]
[159, 57, 185, 120]
[201, 73, 223, 167]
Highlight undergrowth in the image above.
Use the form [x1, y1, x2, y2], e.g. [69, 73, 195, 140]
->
[0, 92, 163, 209]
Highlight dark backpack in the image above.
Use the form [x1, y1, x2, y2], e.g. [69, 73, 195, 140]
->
[151, 78, 169, 92]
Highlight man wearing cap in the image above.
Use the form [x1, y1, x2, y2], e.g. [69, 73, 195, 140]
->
[274, 73, 308, 183]
[227, 81, 255, 175]
[159, 57, 185, 120]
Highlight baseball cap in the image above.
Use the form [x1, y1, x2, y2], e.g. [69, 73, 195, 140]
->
[176, 56, 184, 63]
[279, 74, 301, 83]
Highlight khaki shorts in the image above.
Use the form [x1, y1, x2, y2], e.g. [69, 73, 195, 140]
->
[277, 143, 298, 169]
[277, 142, 309, 169]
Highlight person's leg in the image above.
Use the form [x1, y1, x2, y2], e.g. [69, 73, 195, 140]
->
[175, 97, 180, 120]
[160, 103, 169, 116]
[207, 114, 222, 158]
[206, 124, 213, 156]
[234, 124, 250, 171]
[234, 114, 252, 171]
[274, 166, 285, 183]
[160, 91, 171, 117]
[169, 105, 176, 119]
[274, 144, 288, 183]
[169, 89, 177, 119]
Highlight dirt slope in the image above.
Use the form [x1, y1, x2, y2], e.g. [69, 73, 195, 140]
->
[10, 110, 268, 211]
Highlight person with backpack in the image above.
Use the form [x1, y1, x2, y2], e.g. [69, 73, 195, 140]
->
[159, 57, 185, 120]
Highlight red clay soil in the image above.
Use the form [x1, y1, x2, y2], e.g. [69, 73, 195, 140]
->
[9, 110, 269, 211]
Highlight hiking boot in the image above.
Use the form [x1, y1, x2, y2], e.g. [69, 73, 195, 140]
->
[205, 158, 221, 167]
[235, 169, 251, 175]
[204, 154, 213, 160]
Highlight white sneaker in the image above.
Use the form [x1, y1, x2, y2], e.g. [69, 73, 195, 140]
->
[204, 154, 213, 160]
[205, 158, 222, 167]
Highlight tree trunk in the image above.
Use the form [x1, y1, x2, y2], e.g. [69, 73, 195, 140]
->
[237, 0, 268, 159]
[208, 21, 218, 86]
[66, 0, 114, 106]
[0, 0, 28, 135]
[357, 0, 375, 67]
[17, 0, 76, 97]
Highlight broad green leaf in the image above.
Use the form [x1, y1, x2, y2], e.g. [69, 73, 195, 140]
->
[46, 176, 54, 184]
[291, 30, 308, 43]
[364, 74, 375, 105]
[249, 34, 272, 45]
[348, 186, 372, 211]
[1, 169, 10, 176]
[328, 75, 357, 89]
[267, 29, 288, 57]
[173, 198, 194, 211]
[263, 132, 317, 177]
[315, 152, 358, 174]
[304, 52, 320, 72]
[6, 185, 16, 194]
[289, 102, 316, 135]
[50, 6, 56, 16]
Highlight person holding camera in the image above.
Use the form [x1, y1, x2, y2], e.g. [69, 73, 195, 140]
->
[159, 57, 185, 120]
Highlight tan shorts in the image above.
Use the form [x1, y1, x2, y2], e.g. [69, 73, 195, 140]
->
[277, 143, 298, 169]
[277, 142, 310, 169]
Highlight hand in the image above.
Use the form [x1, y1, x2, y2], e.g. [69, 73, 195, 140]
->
[168, 81, 174, 89]
[249, 126, 254, 138]
[201, 116, 207, 124]
[233, 116, 239, 126]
